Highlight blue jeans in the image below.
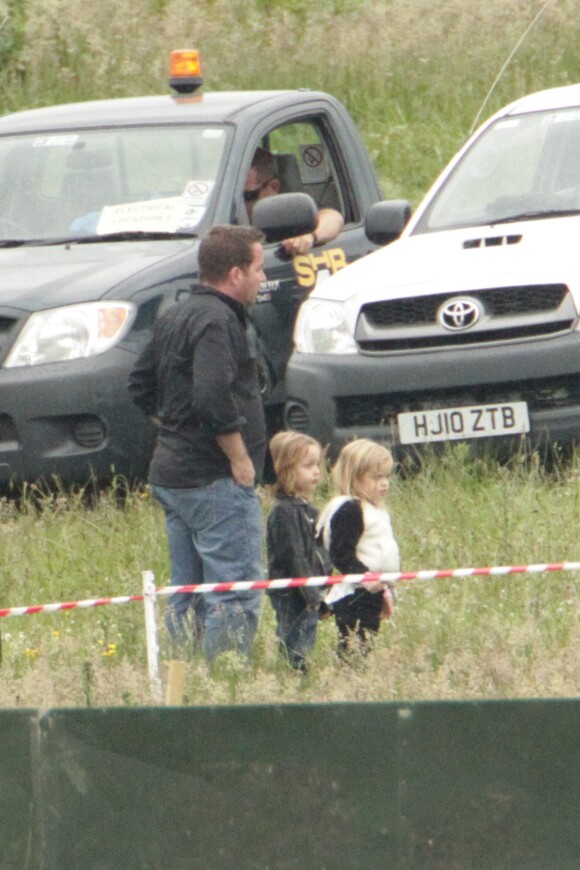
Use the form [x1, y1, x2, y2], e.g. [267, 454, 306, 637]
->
[153, 478, 265, 662]
[269, 591, 320, 671]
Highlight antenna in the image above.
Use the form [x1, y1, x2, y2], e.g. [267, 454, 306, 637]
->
[469, 0, 558, 135]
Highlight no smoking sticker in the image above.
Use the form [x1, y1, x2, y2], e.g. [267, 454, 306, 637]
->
[182, 179, 214, 206]
[303, 145, 324, 167]
[300, 144, 329, 183]
[185, 181, 209, 198]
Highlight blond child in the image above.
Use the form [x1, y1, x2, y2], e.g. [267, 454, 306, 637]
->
[267, 431, 332, 672]
[317, 439, 399, 655]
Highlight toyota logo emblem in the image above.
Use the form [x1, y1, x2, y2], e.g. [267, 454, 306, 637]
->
[438, 297, 481, 331]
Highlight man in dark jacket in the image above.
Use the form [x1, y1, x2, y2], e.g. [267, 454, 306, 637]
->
[128, 225, 267, 661]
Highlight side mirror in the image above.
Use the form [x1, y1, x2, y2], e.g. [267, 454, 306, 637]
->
[252, 192, 318, 243]
[365, 199, 412, 246]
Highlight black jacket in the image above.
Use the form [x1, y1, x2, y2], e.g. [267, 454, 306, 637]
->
[128, 285, 266, 487]
[267, 494, 332, 608]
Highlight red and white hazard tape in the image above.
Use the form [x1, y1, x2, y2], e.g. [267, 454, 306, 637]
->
[1, 561, 580, 619]
[0, 593, 143, 619]
[155, 561, 580, 597]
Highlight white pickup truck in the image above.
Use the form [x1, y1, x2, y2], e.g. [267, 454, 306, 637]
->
[285, 81, 580, 461]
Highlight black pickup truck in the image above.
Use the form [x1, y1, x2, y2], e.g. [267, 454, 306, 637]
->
[0, 51, 396, 489]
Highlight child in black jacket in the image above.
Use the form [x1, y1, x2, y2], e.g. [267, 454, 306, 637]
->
[267, 431, 331, 672]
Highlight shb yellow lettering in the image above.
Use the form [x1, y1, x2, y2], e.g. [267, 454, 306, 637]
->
[294, 256, 316, 288]
[293, 248, 348, 289]
[327, 249, 347, 272]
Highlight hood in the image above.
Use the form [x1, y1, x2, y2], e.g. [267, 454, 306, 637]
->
[312, 216, 580, 314]
[0, 240, 193, 312]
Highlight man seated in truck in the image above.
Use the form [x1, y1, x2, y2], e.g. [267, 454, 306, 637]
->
[244, 147, 344, 257]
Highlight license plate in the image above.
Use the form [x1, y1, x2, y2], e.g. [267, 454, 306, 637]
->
[397, 401, 530, 445]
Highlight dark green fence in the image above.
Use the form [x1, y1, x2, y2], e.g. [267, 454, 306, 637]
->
[3, 699, 580, 869]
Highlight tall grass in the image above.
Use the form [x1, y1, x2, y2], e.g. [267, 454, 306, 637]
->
[2, 0, 580, 202]
[2, 449, 580, 708]
[1, 0, 580, 705]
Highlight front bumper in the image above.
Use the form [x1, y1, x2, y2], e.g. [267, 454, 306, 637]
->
[284, 332, 580, 459]
[0, 347, 154, 489]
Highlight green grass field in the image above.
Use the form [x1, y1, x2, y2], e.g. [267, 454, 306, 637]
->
[2, 0, 580, 706]
[2, 448, 580, 708]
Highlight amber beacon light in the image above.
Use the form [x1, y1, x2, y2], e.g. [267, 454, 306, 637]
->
[169, 49, 203, 94]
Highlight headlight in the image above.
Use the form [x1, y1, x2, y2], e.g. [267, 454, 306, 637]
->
[4, 301, 135, 368]
[294, 298, 357, 354]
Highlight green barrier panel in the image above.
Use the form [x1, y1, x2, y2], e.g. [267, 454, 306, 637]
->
[37, 704, 399, 869]
[396, 699, 580, 868]
[0, 710, 37, 869]
[4, 699, 580, 868]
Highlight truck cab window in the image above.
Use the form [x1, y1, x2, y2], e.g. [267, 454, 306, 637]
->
[255, 119, 345, 217]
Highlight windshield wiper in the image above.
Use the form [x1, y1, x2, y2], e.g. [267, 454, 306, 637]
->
[0, 237, 78, 248]
[78, 230, 198, 243]
[2, 236, 94, 247]
[0, 231, 197, 248]
[491, 208, 580, 225]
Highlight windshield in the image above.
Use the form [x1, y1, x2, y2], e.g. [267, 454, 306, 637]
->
[415, 107, 580, 233]
[0, 125, 228, 242]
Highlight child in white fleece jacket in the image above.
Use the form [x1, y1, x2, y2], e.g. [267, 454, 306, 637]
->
[317, 439, 399, 655]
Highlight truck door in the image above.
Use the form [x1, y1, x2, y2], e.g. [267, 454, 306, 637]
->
[241, 116, 375, 413]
